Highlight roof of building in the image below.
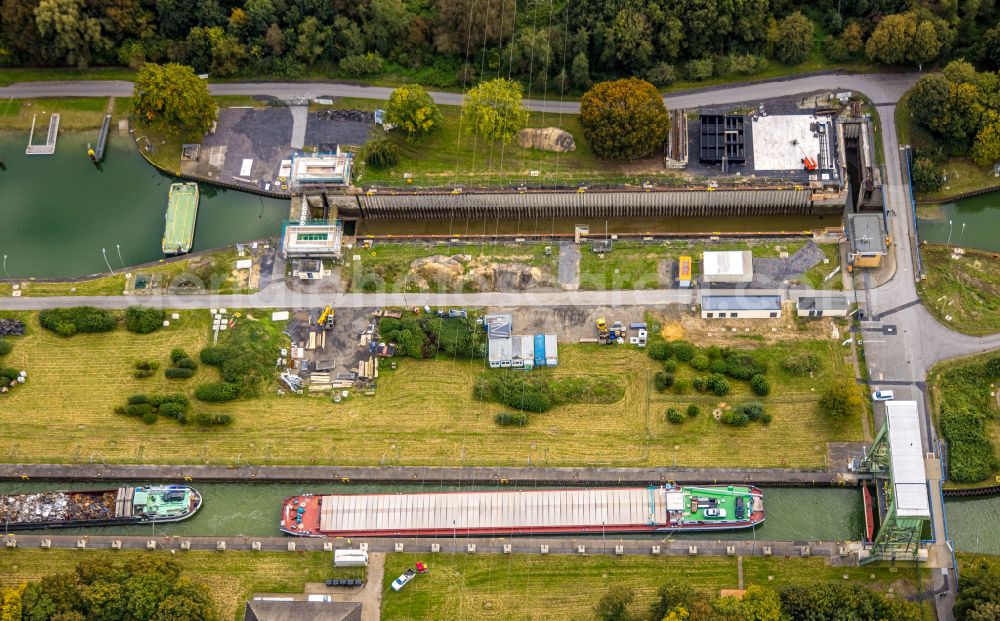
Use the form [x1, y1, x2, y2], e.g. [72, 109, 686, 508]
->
[488, 336, 512, 361]
[884, 401, 930, 519]
[847, 213, 888, 255]
[244, 601, 362, 621]
[702, 295, 781, 311]
[703, 251, 753, 278]
[797, 296, 850, 311]
[484, 314, 512, 339]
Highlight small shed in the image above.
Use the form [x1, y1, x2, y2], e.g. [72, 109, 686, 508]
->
[677, 255, 692, 288]
[702, 295, 782, 319]
[847, 213, 888, 268]
[702, 251, 753, 283]
[797, 296, 850, 317]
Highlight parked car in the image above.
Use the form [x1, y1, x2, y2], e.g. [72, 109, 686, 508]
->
[391, 569, 417, 592]
[704, 508, 727, 518]
[871, 390, 895, 402]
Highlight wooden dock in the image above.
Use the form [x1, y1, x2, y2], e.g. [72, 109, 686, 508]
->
[25, 113, 60, 155]
[93, 113, 112, 161]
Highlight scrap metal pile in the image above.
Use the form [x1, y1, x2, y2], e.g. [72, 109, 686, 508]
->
[315, 109, 373, 122]
[0, 319, 25, 337]
[0, 491, 117, 524]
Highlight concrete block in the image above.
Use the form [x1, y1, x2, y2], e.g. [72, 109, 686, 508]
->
[252, 541, 262, 551]
[146, 540, 156, 550]
[615, 545, 624, 556]
[287, 542, 296, 552]
[577, 545, 586, 555]
[359, 543, 369, 552]
[801, 546, 810, 557]
[466, 544, 476, 553]
[40, 540, 51, 549]
[727, 546, 736, 556]
[688, 546, 697, 555]
[5, 539, 16, 548]
[394, 543, 404, 552]
[111, 540, 121, 549]
[503, 544, 512, 554]
[216, 541, 226, 551]
[839, 546, 848, 557]
[180, 540, 191, 550]
[77, 540, 87, 549]
[431, 544, 441, 553]
[540, 545, 549, 554]
[762, 546, 772, 556]
[651, 546, 661, 555]
[323, 542, 334, 552]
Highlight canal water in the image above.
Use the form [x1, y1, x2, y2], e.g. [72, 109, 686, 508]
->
[0, 131, 288, 278]
[917, 192, 1000, 252]
[0, 481, 866, 542]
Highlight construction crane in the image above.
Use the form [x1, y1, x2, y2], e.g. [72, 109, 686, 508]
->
[791, 138, 817, 171]
[318, 305, 334, 329]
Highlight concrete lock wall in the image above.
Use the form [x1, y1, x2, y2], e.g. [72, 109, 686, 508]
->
[348, 189, 823, 220]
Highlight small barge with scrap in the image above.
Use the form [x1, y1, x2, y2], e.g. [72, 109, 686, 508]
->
[1, 485, 202, 530]
[162, 182, 200, 255]
[280, 485, 763, 537]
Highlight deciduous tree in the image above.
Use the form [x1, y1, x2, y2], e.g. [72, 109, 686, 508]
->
[817, 380, 862, 421]
[594, 586, 636, 621]
[461, 78, 529, 143]
[386, 85, 443, 140]
[972, 111, 1000, 166]
[767, 11, 814, 65]
[34, 0, 110, 67]
[580, 77, 669, 160]
[132, 62, 217, 138]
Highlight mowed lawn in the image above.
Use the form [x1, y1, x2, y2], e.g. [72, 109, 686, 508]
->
[381, 553, 915, 621]
[918, 245, 1000, 336]
[0, 312, 859, 468]
[0, 549, 331, 621]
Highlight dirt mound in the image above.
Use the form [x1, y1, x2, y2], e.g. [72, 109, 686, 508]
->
[409, 254, 552, 292]
[515, 127, 576, 152]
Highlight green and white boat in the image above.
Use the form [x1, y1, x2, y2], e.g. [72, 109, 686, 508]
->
[162, 182, 200, 255]
[0, 485, 202, 530]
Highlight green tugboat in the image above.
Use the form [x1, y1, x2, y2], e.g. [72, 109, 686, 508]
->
[162, 182, 199, 255]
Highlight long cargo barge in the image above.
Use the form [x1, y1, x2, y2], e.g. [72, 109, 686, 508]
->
[162, 182, 199, 255]
[280, 485, 763, 537]
[0, 485, 201, 530]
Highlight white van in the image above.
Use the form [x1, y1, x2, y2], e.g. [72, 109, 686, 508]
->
[871, 390, 895, 402]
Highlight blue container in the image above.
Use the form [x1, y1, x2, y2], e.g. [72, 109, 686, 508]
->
[533, 334, 546, 367]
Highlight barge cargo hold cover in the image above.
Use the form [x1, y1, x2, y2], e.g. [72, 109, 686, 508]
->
[281, 485, 763, 537]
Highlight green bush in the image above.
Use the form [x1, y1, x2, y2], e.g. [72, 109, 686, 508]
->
[687, 404, 700, 417]
[165, 367, 195, 379]
[39, 307, 116, 336]
[170, 348, 189, 364]
[200, 347, 231, 365]
[141, 411, 158, 424]
[340, 52, 385, 77]
[193, 412, 233, 426]
[662, 359, 678, 373]
[0, 339, 12, 356]
[986, 356, 1000, 378]
[364, 135, 400, 168]
[725, 352, 767, 379]
[127, 394, 149, 405]
[761, 413, 773, 424]
[750, 374, 770, 396]
[174, 356, 198, 370]
[672, 379, 689, 395]
[474, 374, 554, 413]
[671, 341, 696, 362]
[782, 353, 822, 376]
[692, 377, 706, 392]
[133, 360, 159, 371]
[159, 402, 186, 419]
[690, 354, 709, 371]
[494, 411, 529, 427]
[666, 408, 685, 424]
[124, 306, 165, 334]
[708, 359, 728, 374]
[654, 372, 675, 391]
[195, 382, 239, 402]
[707, 374, 731, 396]
[735, 402, 765, 422]
[721, 409, 749, 426]
[647, 342, 672, 360]
[0, 367, 20, 383]
[124, 403, 155, 417]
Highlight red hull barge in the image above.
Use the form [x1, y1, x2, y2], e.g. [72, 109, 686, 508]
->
[280, 485, 764, 538]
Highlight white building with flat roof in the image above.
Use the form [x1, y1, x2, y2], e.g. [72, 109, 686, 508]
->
[702, 250, 753, 283]
[281, 221, 344, 259]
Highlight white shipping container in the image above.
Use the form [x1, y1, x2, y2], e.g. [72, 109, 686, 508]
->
[334, 549, 369, 567]
[544, 334, 558, 366]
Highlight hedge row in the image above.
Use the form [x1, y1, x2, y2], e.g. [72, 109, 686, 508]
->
[124, 306, 164, 334]
[494, 412, 529, 427]
[116, 393, 230, 426]
[39, 307, 116, 337]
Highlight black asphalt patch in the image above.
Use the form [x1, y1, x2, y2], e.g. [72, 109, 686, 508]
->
[875, 299, 921, 320]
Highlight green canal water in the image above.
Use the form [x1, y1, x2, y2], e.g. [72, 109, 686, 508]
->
[917, 192, 1000, 252]
[0, 482, 865, 542]
[0, 131, 288, 278]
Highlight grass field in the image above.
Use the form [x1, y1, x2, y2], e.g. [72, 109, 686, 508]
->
[0, 312, 860, 468]
[577, 239, 837, 291]
[917, 245, 1000, 335]
[381, 553, 918, 621]
[344, 242, 558, 293]
[0, 549, 331, 621]
[0, 249, 249, 297]
[0, 97, 112, 131]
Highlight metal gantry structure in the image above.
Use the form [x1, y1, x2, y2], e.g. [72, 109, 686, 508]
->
[854, 402, 931, 564]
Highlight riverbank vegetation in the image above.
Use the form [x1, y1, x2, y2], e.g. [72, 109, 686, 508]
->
[957, 554, 1000, 620]
[0, 310, 859, 468]
[927, 351, 1000, 485]
[381, 553, 922, 621]
[917, 245, 1000, 336]
[900, 62, 1000, 201]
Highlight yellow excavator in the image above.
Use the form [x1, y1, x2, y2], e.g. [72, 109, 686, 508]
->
[596, 317, 609, 339]
[318, 305, 334, 328]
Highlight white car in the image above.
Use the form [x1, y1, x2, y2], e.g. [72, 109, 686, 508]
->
[391, 569, 416, 592]
[871, 390, 895, 402]
[704, 508, 727, 518]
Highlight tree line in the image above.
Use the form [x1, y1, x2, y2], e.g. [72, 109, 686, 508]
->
[2, 1, 1000, 87]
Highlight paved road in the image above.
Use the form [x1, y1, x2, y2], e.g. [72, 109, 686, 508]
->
[0, 72, 921, 114]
